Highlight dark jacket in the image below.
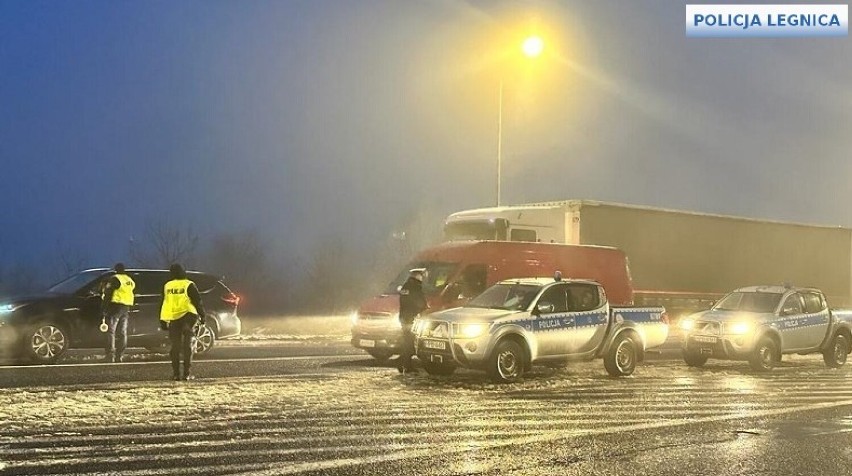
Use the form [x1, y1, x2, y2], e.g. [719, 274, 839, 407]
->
[399, 277, 427, 323]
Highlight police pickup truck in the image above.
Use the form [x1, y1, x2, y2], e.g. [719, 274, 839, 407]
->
[412, 277, 669, 382]
[680, 285, 852, 371]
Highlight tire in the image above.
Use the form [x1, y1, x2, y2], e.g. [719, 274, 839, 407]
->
[422, 361, 457, 376]
[24, 321, 70, 364]
[488, 339, 527, 383]
[191, 323, 216, 356]
[604, 333, 639, 377]
[823, 334, 849, 368]
[367, 349, 394, 362]
[683, 350, 709, 368]
[749, 336, 778, 372]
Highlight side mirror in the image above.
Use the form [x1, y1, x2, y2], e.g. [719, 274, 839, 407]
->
[781, 306, 798, 316]
[536, 302, 555, 314]
[444, 282, 463, 301]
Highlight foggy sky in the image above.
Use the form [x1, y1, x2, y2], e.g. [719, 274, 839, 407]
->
[1, 0, 850, 274]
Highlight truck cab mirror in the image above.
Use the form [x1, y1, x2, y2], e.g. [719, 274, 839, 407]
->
[443, 282, 463, 301]
[536, 302, 555, 315]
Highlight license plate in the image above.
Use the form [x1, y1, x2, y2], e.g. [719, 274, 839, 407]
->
[359, 339, 376, 348]
[423, 340, 446, 350]
[693, 335, 717, 344]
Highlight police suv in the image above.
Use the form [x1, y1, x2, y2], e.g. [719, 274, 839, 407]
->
[680, 285, 852, 371]
[412, 277, 669, 382]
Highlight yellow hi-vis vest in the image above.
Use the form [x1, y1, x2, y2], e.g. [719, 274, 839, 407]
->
[160, 279, 198, 321]
[111, 274, 136, 306]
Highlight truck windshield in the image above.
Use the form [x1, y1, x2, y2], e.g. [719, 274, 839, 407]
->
[47, 270, 105, 295]
[467, 283, 541, 311]
[713, 292, 782, 313]
[444, 220, 507, 241]
[384, 262, 458, 296]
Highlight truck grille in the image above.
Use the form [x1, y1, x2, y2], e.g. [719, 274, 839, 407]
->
[423, 321, 449, 339]
[694, 321, 721, 335]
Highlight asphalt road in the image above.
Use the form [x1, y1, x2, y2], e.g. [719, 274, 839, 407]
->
[3, 338, 852, 475]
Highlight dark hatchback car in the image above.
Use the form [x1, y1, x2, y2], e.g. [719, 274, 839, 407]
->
[0, 268, 241, 363]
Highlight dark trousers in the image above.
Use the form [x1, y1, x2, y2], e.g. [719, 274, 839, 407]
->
[105, 305, 129, 359]
[398, 322, 415, 370]
[169, 314, 196, 377]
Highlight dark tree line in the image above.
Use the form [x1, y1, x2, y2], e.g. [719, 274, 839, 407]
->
[0, 209, 445, 316]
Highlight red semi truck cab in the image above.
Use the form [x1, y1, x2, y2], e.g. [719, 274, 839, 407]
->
[350, 241, 633, 361]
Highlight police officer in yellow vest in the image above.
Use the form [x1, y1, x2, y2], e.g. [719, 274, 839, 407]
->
[101, 263, 136, 363]
[160, 263, 206, 381]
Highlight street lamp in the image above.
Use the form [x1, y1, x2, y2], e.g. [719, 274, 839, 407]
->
[497, 35, 544, 207]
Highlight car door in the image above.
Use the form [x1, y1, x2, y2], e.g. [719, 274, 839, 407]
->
[798, 291, 830, 349]
[127, 271, 167, 340]
[777, 292, 807, 350]
[567, 283, 609, 354]
[531, 283, 574, 357]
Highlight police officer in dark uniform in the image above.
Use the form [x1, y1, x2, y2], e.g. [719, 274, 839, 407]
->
[397, 268, 428, 374]
[159, 264, 206, 381]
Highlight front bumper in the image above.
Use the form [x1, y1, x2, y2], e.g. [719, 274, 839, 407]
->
[683, 333, 756, 359]
[415, 335, 492, 368]
[351, 328, 403, 352]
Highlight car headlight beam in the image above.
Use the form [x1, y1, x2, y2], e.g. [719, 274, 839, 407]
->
[728, 321, 751, 335]
[455, 323, 489, 339]
[679, 318, 695, 331]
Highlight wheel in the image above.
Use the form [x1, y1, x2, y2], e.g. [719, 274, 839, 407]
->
[604, 333, 638, 377]
[683, 350, 709, 368]
[749, 336, 778, 372]
[24, 321, 70, 364]
[488, 339, 527, 383]
[367, 349, 394, 362]
[191, 323, 216, 355]
[422, 361, 457, 376]
[823, 334, 849, 368]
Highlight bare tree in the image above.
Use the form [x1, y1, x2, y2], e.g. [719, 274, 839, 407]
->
[200, 231, 291, 314]
[50, 240, 89, 282]
[367, 207, 445, 295]
[129, 219, 200, 268]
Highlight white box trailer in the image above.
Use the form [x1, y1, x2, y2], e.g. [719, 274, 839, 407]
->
[444, 200, 852, 317]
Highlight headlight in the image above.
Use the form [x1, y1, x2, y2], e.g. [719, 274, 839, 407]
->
[454, 323, 489, 339]
[350, 311, 359, 325]
[0, 303, 19, 314]
[679, 318, 695, 331]
[727, 322, 751, 335]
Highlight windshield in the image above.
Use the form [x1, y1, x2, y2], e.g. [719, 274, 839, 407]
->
[444, 220, 507, 241]
[384, 261, 458, 295]
[47, 270, 106, 294]
[467, 283, 541, 311]
[713, 292, 782, 313]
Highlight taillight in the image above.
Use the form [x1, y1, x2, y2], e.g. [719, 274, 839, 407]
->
[222, 293, 241, 306]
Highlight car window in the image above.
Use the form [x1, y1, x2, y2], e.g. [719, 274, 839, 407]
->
[459, 264, 487, 298]
[781, 294, 804, 315]
[567, 284, 600, 312]
[537, 284, 568, 313]
[130, 271, 168, 296]
[189, 273, 218, 293]
[801, 292, 825, 314]
[510, 228, 537, 242]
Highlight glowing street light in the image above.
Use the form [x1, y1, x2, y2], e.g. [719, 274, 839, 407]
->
[497, 35, 544, 206]
[521, 36, 544, 58]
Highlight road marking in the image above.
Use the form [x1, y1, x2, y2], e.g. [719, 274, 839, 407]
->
[244, 398, 852, 475]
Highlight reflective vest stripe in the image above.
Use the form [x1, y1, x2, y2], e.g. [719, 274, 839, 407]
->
[160, 279, 198, 321]
[111, 274, 135, 306]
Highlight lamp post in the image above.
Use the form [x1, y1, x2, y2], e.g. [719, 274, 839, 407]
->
[496, 35, 544, 207]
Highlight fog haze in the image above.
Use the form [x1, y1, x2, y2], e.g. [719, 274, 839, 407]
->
[1, 0, 850, 292]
